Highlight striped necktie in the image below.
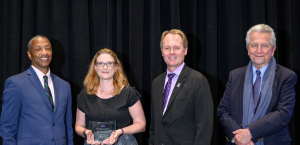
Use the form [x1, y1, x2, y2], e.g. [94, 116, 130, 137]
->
[43, 75, 54, 112]
[162, 73, 176, 113]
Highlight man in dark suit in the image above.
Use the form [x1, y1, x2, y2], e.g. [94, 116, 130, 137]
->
[149, 29, 214, 145]
[217, 24, 297, 145]
[0, 35, 73, 144]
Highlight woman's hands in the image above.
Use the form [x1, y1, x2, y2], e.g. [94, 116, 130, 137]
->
[101, 129, 122, 145]
[85, 129, 100, 145]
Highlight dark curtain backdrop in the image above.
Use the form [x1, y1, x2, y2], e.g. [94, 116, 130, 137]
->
[1, 0, 300, 144]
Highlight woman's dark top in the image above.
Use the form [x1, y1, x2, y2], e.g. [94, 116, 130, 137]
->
[77, 86, 141, 129]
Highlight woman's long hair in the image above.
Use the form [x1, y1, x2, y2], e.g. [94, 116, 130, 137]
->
[83, 48, 129, 96]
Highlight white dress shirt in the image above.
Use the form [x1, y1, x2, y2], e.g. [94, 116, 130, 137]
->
[31, 65, 55, 105]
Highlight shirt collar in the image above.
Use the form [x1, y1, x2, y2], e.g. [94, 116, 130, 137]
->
[252, 63, 269, 77]
[31, 65, 51, 79]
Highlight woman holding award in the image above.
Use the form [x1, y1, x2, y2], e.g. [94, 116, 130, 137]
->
[75, 48, 146, 145]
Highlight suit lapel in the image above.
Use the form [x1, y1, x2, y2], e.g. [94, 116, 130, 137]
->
[165, 65, 188, 114]
[268, 65, 279, 113]
[238, 70, 246, 123]
[27, 67, 53, 112]
[158, 72, 167, 117]
[272, 65, 279, 91]
[51, 73, 59, 114]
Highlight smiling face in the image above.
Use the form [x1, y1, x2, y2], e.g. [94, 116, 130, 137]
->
[161, 34, 187, 72]
[247, 31, 276, 69]
[94, 53, 118, 81]
[27, 37, 52, 74]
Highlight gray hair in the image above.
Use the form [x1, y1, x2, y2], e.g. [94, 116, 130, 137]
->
[245, 24, 276, 48]
[28, 35, 49, 50]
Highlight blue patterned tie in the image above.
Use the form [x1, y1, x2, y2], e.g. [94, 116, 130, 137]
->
[253, 70, 261, 112]
[162, 73, 176, 112]
[44, 75, 54, 112]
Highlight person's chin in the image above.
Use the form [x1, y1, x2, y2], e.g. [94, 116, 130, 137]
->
[100, 76, 113, 80]
[39, 60, 51, 65]
[35, 64, 50, 68]
[167, 61, 178, 66]
[254, 59, 265, 64]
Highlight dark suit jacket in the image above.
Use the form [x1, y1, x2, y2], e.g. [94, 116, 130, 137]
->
[0, 67, 73, 145]
[217, 64, 297, 145]
[149, 65, 214, 145]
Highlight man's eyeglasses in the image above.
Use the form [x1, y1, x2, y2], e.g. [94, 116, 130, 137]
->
[95, 62, 115, 67]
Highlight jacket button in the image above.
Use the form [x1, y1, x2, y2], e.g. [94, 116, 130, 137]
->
[52, 138, 55, 142]
[162, 143, 165, 145]
[53, 123, 55, 126]
[162, 125, 164, 128]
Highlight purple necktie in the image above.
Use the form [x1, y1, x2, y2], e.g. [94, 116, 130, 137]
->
[162, 73, 176, 112]
[253, 70, 261, 112]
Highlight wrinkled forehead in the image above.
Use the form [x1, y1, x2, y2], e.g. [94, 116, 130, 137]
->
[249, 32, 271, 43]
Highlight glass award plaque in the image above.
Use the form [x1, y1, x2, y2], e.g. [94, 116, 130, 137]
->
[89, 121, 116, 143]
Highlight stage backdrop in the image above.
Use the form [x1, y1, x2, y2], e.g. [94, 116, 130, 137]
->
[1, 0, 300, 144]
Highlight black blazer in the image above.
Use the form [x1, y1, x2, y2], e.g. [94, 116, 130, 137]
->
[217, 64, 297, 145]
[149, 65, 214, 145]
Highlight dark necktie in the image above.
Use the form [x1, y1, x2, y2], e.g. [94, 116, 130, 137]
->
[162, 73, 176, 113]
[44, 75, 54, 112]
[253, 70, 261, 112]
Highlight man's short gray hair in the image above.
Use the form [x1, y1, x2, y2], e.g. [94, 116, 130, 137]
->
[245, 24, 276, 48]
[28, 35, 49, 50]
